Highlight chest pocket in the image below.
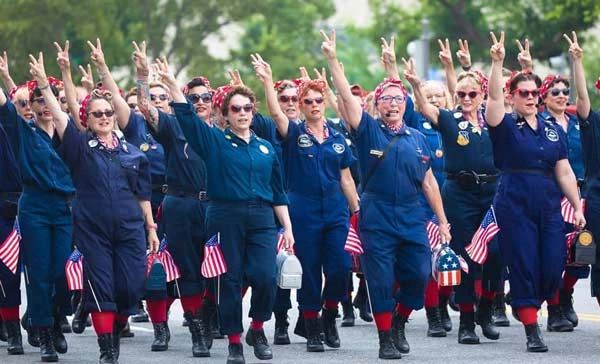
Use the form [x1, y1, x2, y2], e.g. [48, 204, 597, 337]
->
[120, 157, 140, 192]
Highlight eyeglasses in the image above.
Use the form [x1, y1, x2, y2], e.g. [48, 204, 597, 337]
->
[549, 88, 570, 97]
[150, 94, 169, 102]
[377, 95, 405, 104]
[88, 110, 115, 118]
[128, 103, 137, 110]
[456, 91, 479, 99]
[16, 100, 30, 108]
[302, 97, 324, 105]
[188, 93, 212, 104]
[32, 97, 46, 105]
[279, 95, 298, 103]
[229, 104, 253, 113]
[59, 96, 67, 104]
[514, 89, 540, 98]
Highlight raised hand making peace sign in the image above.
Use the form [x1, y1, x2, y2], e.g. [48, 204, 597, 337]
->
[489, 31, 505, 62]
[563, 31, 583, 60]
[516, 38, 532, 71]
[456, 39, 471, 69]
[250, 53, 274, 85]
[320, 29, 337, 61]
[53, 41, 70, 72]
[87, 38, 106, 69]
[437, 38, 453, 68]
[132, 41, 149, 77]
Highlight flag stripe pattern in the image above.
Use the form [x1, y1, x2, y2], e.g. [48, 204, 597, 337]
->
[65, 248, 84, 291]
[561, 197, 586, 224]
[344, 224, 363, 255]
[276, 228, 286, 252]
[465, 207, 500, 264]
[0, 219, 21, 274]
[157, 238, 181, 282]
[201, 234, 227, 278]
[427, 215, 441, 251]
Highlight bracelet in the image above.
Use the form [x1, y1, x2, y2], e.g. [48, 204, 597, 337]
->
[146, 223, 158, 230]
[38, 83, 50, 90]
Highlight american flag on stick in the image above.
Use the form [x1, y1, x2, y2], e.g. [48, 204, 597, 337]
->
[65, 248, 84, 291]
[201, 233, 227, 278]
[0, 219, 21, 274]
[561, 197, 586, 224]
[465, 206, 500, 264]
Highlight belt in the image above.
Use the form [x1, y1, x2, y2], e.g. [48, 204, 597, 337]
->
[447, 171, 499, 184]
[152, 184, 167, 193]
[162, 185, 208, 201]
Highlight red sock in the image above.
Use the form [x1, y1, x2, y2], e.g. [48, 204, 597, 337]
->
[395, 303, 412, 320]
[147, 299, 167, 323]
[250, 320, 263, 330]
[517, 307, 538, 325]
[438, 285, 452, 298]
[181, 294, 203, 314]
[204, 290, 215, 304]
[303, 310, 319, 320]
[481, 290, 496, 301]
[228, 333, 241, 344]
[474, 279, 482, 299]
[115, 314, 128, 326]
[373, 312, 392, 331]
[547, 290, 559, 306]
[459, 304, 474, 313]
[0, 307, 20, 321]
[424, 280, 440, 308]
[323, 300, 338, 310]
[91, 311, 116, 335]
[562, 274, 578, 295]
[166, 296, 176, 311]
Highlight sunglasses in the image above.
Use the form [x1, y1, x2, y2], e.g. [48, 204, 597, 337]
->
[514, 89, 540, 98]
[456, 91, 479, 99]
[17, 100, 30, 108]
[279, 95, 298, 103]
[377, 95, 405, 104]
[229, 104, 253, 113]
[32, 97, 46, 105]
[88, 110, 115, 118]
[150, 94, 169, 102]
[302, 97, 324, 105]
[128, 103, 137, 110]
[549, 88, 570, 97]
[188, 93, 212, 104]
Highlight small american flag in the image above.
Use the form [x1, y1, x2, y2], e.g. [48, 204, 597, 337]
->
[0, 219, 21, 274]
[427, 215, 451, 251]
[465, 206, 500, 264]
[276, 228, 286, 252]
[344, 224, 363, 255]
[65, 248, 84, 291]
[201, 234, 227, 278]
[561, 197, 586, 224]
[156, 237, 180, 282]
[565, 231, 579, 265]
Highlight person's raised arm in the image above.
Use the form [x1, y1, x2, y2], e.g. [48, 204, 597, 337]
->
[485, 31, 506, 127]
[132, 40, 161, 132]
[438, 39, 457, 96]
[403, 57, 440, 125]
[516, 39, 533, 73]
[78, 64, 94, 95]
[381, 36, 400, 80]
[29, 52, 69, 138]
[250, 53, 290, 137]
[87, 38, 130, 129]
[321, 29, 362, 129]
[54, 41, 84, 130]
[564, 32, 590, 120]
[0, 51, 16, 91]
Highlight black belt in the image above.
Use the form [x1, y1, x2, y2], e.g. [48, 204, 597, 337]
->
[447, 171, 499, 186]
[162, 185, 208, 201]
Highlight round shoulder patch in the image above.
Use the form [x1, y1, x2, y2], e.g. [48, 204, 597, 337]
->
[332, 143, 345, 154]
[545, 128, 559, 142]
[88, 139, 98, 148]
[297, 134, 314, 148]
[259, 144, 269, 154]
[422, 121, 432, 130]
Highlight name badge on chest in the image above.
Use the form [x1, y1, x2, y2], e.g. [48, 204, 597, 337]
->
[370, 149, 384, 158]
[456, 131, 470, 146]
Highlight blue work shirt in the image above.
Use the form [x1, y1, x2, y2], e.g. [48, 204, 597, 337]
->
[0, 122, 21, 193]
[123, 112, 166, 184]
[172, 102, 288, 205]
[489, 113, 567, 175]
[279, 120, 355, 198]
[579, 109, 600, 198]
[540, 109, 585, 180]
[327, 118, 360, 185]
[433, 109, 497, 175]
[0, 99, 74, 195]
[251, 113, 283, 162]
[405, 111, 445, 186]
[152, 110, 207, 193]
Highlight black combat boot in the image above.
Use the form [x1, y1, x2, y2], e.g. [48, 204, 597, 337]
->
[426, 307, 446, 337]
[245, 328, 272, 360]
[457, 311, 480, 344]
[5, 320, 24, 355]
[492, 293, 510, 327]
[226, 343, 245, 364]
[184, 311, 210, 357]
[38, 327, 58, 362]
[438, 294, 453, 331]
[321, 308, 340, 348]
[304, 317, 324, 352]
[476, 298, 500, 340]
[150, 322, 169, 351]
[524, 323, 548, 352]
[390, 313, 409, 353]
[378, 330, 402, 360]
[273, 312, 290, 345]
[559, 290, 578, 327]
[341, 300, 355, 327]
[97, 333, 118, 364]
[130, 301, 149, 323]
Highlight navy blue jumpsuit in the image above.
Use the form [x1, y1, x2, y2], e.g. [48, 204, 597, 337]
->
[354, 111, 432, 312]
[173, 102, 287, 335]
[0, 117, 22, 309]
[59, 122, 151, 315]
[490, 113, 567, 308]
[0, 99, 74, 327]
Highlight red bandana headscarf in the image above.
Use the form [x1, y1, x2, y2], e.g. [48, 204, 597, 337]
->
[373, 78, 407, 103]
[539, 74, 568, 99]
[79, 88, 113, 128]
[26, 77, 63, 100]
[274, 78, 303, 93]
[595, 77, 600, 91]
[297, 79, 327, 100]
[212, 85, 233, 112]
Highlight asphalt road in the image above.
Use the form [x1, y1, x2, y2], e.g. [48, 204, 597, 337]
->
[2, 278, 600, 364]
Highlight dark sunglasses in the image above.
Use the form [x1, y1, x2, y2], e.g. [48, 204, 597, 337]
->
[229, 104, 253, 113]
[128, 103, 137, 110]
[150, 94, 169, 102]
[279, 95, 298, 103]
[188, 93, 212, 104]
[302, 97, 324, 105]
[377, 95, 405, 104]
[549, 88, 570, 97]
[17, 99, 30, 108]
[514, 89, 540, 98]
[88, 110, 115, 118]
[456, 91, 479, 99]
[32, 97, 46, 105]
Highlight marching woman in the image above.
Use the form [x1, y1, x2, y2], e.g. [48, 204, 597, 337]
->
[0, 55, 73, 362]
[406, 41, 503, 345]
[324, 29, 451, 360]
[566, 31, 600, 313]
[156, 58, 294, 364]
[252, 54, 359, 352]
[28, 51, 158, 363]
[485, 31, 584, 352]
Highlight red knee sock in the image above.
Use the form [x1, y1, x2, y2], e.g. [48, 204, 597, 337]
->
[323, 300, 338, 311]
[424, 280, 440, 309]
[115, 314, 128, 326]
[91, 311, 116, 335]
[228, 333, 241, 344]
[204, 290, 215, 304]
[167, 296, 176, 311]
[181, 294, 203, 314]
[303, 310, 319, 320]
[459, 304, 474, 313]
[373, 312, 392, 331]
[474, 279, 482, 299]
[438, 285, 452, 298]
[0, 307, 20, 321]
[481, 290, 496, 301]
[395, 303, 412, 320]
[562, 274, 579, 295]
[547, 290, 559, 306]
[147, 299, 167, 323]
[517, 307, 538, 325]
[250, 320, 263, 330]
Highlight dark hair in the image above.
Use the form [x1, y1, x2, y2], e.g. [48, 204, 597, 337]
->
[30, 85, 59, 102]
[186, 78, 209, 91]
[222, 86, 256, 116]
[508, 72, 542, 94]
[125, 87, 137, 100]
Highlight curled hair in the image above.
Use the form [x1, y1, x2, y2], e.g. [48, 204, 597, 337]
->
[540, 75, 570, 99]
[79, 89, 114, 127]
[507, 71, 542, 94]
[298, 79, 327, 100]
[457, 71, 485, 93]
[221, 86, 256, 116]
[183, 76, 211, 95]
[274, 79, 301, 94]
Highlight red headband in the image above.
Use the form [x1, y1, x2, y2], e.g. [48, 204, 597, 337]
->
[212, 85, 233, 111]
[374, 78, 407, 102]
[26, 77, 63, 99]
[182, 76, 212, 96]
[297, 79, 327, 100]
[273, 78, 303, 92]
[79, 88, 112, 128]
[539, 74, 566, 98]
[8, 84, 26, 101]
[471, 70, 489, 95]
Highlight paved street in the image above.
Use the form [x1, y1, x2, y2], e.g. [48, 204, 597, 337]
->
[2, 278, 600, 364]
